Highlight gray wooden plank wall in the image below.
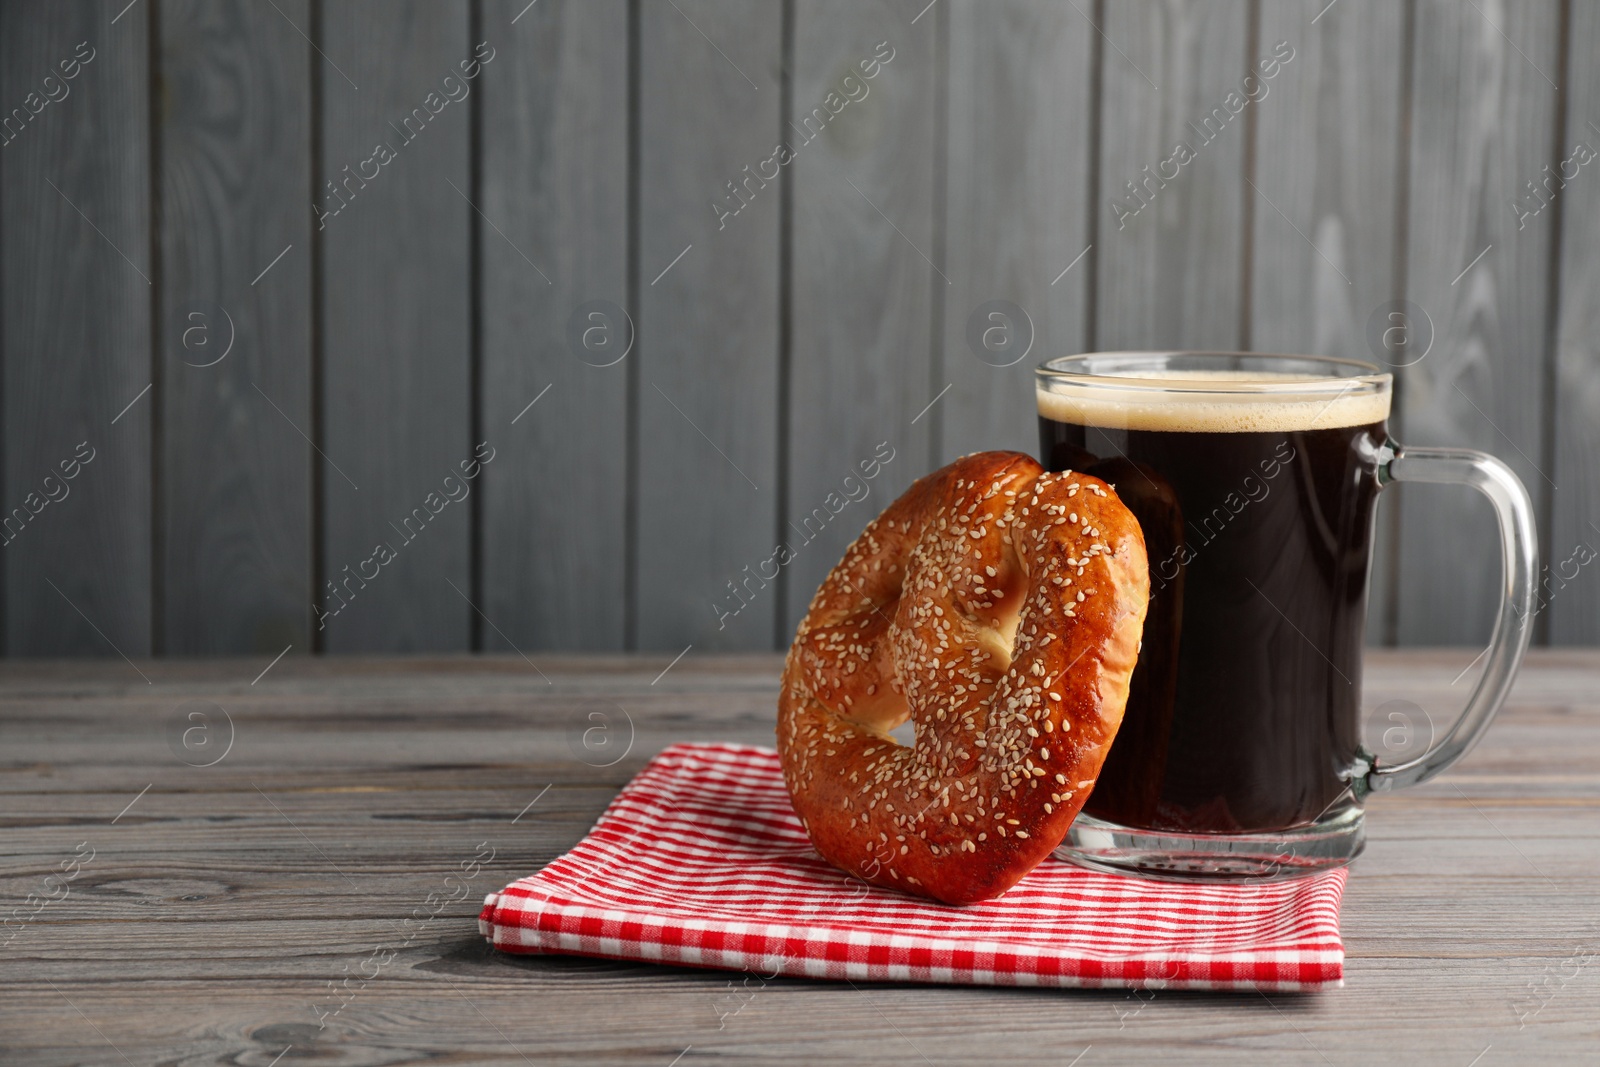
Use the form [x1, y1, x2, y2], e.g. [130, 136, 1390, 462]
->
[785, 0, 938, 641]
[939, 0, 1093, 466]
[2, 0, 152, 657]
[638, 0, 782, 653]
[1, 0, 1596, 657]
[1399, 0, 1563, 648]
[159, 0, 312, 655]
[480, 0, 629, 653]
[319, 1, 474, 653]
[1552, 0, 1600, 643]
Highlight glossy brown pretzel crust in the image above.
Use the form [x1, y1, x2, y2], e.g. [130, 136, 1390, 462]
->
[778, 451, 1149, 905]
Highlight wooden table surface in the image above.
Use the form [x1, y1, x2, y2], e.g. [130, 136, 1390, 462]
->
[3, 649, 1598, 1065]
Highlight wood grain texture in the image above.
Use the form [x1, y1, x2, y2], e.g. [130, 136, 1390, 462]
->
[1094, 0, 1250, 351]
[317, 0, 473, 652]
[1, 650, 1599, 1064]
[1252, 0, 1407, 646]
[479, 0, 628, 652]
[940, 0, 1092, 463]
[0, 1, 152, 656]
[1549, 2, 1600, 645]
[157, 0, 312, 655]
[3, 4, 1600, 659]
[783, 0, 938, 642]
[1397, 0, 1561, 645]
[1251, 1, 1405, 361]
[636, 0, 781, 652]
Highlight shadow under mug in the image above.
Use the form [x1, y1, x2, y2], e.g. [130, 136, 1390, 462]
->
[1036, 352, 1537, 880]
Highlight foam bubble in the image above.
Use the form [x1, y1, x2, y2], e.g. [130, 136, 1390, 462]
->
[1036, 368, 1391, 433]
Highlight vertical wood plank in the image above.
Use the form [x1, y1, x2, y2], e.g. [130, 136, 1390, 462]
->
[939, 0, 1093, 463]
[318, 1, 472, 652]
[1398, 0, 1560, 645]
[158, 0, 312, 654]
[1252, 2, 1404, 371]
[636, 1, 780, 652]
[1, 1, 152, 657]
[1550, 0, 1600, 644]
[782, 0, 937, 641]
[1252, 0, 1406, 646]
[1095, 0, 1250, 351]
[479, 0, 628, 652]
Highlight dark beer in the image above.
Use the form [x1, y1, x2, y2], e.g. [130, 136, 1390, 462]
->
[1038, 378, 1388, 833]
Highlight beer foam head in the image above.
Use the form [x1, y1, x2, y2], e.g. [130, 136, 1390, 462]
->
[1036, 367, 1391, 432]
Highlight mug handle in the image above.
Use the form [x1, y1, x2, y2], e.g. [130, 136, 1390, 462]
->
[1362, 443, 1539, 792]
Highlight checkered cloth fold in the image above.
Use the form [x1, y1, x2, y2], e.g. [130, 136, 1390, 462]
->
[480, 743, 1346, 990]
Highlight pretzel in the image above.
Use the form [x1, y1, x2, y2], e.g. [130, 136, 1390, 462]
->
[778, 451, 1148, 904]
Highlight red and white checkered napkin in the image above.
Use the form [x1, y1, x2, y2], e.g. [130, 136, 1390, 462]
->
[480, 743, 1347, 991]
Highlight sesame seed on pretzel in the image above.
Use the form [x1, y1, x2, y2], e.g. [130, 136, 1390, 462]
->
[778, 451, 1149, 904]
